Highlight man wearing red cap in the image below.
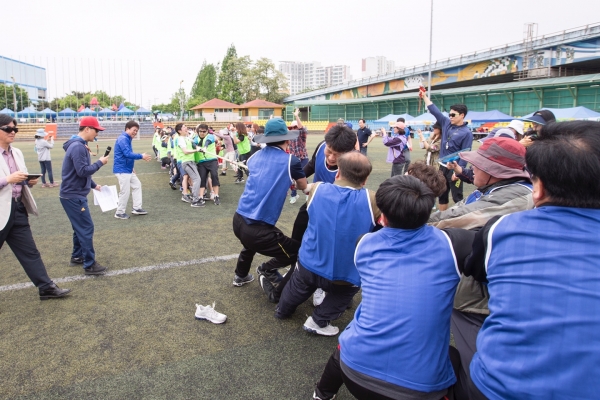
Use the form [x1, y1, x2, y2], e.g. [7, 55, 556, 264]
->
[60, 117, 110, 275]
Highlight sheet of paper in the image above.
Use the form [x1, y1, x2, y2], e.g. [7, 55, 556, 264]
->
[92, 185, 118, 212]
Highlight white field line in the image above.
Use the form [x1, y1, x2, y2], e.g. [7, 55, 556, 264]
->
[0, 254, 239, 293]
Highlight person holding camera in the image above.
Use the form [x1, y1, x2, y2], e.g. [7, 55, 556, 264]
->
[381, 121, 408, 177]
[34, 128, 56, 187]
[0, 114, 71, 300]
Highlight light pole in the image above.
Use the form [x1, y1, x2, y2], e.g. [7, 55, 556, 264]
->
[427, 0, 434, 97]
[10, 76, 18, 113]
[179, 80, 184, 121]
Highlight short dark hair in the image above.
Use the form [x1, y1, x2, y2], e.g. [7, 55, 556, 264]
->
[198, 123, 208, 131]
[358, 118, 366, 124]
[337, 152, 372, 185]
[267, 140, 286, 146]
[407, 161, 447, 197]
[432, 123, 441, 131]
[450, 104, 468, 116]
[0, 114, 16, 126]
[175, 123, 184, 133]
[527, 121, 600, 208]
[397, 117, 405, 123]
[376, 175, 435, 229]
[125, 121, 139, 130]
[325, 125, 356, 153]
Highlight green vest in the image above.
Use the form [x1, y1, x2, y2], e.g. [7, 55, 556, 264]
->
[159, 139, 169, 158]
[172, 134, 183, 160]
[237, 134, 251, 155]
[179, 136, 196, 163]
[196, 134, 217, 163]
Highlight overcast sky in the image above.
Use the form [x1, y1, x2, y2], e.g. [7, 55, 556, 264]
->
[4, 0, 598, 106]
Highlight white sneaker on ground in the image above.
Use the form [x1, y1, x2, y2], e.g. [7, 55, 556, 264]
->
[290, 195, 299, 204]
[195, 302, 227, 324]
[303, 316, 339, 336]
[313, 288, 326, 307]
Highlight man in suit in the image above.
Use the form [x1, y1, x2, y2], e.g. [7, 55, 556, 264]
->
[0, 114, 71, 300]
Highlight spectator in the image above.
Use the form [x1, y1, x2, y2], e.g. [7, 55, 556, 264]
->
[356, 118, 375, 155]
[520, 109, 556, 148]
[381, 122, 407, 177]
[288, 108, 308, 204]
[417, 123, 442, 167]
[34, 128, 56, 187]
[397, 117, 412, 174]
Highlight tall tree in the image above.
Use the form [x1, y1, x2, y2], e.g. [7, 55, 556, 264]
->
[0, 84, 31, 112]
[190, 61, 217, 106]
[216, 44, 247, 104]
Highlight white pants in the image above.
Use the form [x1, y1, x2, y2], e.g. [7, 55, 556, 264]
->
[115, 173, 142, 214]
[222, 151, 238, 172]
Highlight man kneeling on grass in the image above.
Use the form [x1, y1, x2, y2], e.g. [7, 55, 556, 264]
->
[313, 175, 461, 400]
[262, 152, 381, 336]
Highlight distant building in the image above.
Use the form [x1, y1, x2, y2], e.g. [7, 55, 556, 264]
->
[362, 56, 401, 78]
[279, 61, 351, 95]
[0, 56, 47, 106]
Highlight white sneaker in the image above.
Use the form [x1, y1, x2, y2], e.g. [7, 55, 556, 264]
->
[313, 288, 326, 307]
[195, 302, 227, 324]
[303, 316, 339, 336]
[210, 192, 215, 200]
[290, 195, 299, 204]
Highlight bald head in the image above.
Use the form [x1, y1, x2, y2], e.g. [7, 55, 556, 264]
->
[337, 151, 372, 186]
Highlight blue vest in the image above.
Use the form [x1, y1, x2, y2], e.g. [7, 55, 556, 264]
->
[299, 183, 374, 286]
[236, 146, 293, 225]
[313, 142, 338, 183]
[340, 227, 459, 392]
[471, 207, 600, 400]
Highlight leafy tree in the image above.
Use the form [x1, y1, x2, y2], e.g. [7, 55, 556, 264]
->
[216, 44, 247, 104]
[0, 84, 31, 111]
[190, 61, 218, 106]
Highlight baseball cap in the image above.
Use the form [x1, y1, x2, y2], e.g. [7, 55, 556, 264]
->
[521, 114, 547, 125]
[79, 116, 105, 131]
[507, 120, 524, 135]
[394, 121, 406, 130]
[459, 137, 529, 180]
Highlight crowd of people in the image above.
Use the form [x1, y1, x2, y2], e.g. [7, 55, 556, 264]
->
[1, 88, 599, 399]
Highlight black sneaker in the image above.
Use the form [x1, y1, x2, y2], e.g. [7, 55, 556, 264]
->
[191, 199, 205, 208]
[256, 264, 283, 284]
[131, 208, 148, 215]
[202, 193, 211, 201]
[169, 181, 177, 190]
[84, 262, 108, 275]
[213, 196, 220, 205]
[259, 276, 280, 303]
[114, 213, 130, 220]
[69, 257, 84, 267]
[232, 274, 254, 287]
[181, 194, 192, 203]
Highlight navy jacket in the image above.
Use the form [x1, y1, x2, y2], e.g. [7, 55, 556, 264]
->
[113, 132, 142, 174]
[60, 137, 103, 199]
[428, 103, 473, 167]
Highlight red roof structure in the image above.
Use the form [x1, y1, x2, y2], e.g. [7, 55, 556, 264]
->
[190, 98, 240, 110]
[239, 99, 285, 108]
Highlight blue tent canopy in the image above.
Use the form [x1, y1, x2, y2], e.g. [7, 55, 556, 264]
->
[466, 110, 514, 122]
[78, 107, 97, 116]
[0, 108, 14, 117]
[521, 106, 600, 120]
[58, 108, 77, 117]
[409, 112, 438, 122]
[116, 107, 134, 115]
[97, 107, 116, 117]
[16, 107, 41, 117]
[374, 113, 414, 123]
[135, 107, 151, 115]
[39, 108, 57, 119]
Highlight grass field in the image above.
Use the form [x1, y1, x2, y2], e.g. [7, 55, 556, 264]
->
[0, 134, 476, 399]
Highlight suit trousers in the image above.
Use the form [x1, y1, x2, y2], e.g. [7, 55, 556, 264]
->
[60, 197, 96, 268]
[0, 199, 53, 289]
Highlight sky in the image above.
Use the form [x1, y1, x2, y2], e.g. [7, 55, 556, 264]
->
[4, 0, 599, 107]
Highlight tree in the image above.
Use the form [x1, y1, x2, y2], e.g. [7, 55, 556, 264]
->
[190, 61, 218, 106]
[216, 44, 247, 104]
[252, 58, 289, 104]
[0, 83, 31, 112]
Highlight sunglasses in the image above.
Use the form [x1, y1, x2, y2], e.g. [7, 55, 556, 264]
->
[198, 130, 207, 133]
[449, 113, 459, 118]
[0, 126, 18, 133]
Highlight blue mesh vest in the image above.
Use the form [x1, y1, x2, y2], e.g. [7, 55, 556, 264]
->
[299, 183, 374, 286]
[313, 142, 338, 183]
[236, 146, 293, 225]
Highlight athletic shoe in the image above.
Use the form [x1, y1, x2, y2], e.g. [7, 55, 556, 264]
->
[313, 390, 336, 400]
[210, 192, 215, 200]
[191, 199, 205, 208]
[234, 178, 245, 184]
[313, 288, 326, 307]
[131, 208, 148, 215]
[181, 194, 192, 203]
[220, 172, 226, 176]
[84, 262, 108, 275]
[169, 181, 177, 190]
[232, 273, 254, 287]
[290, 195, 299, 204]
[41, 183, 48, 188]
[303, 316, 339, 336]
[114, 213, 130, 220]
[213, 196, 220, 205]
[256, 264, 283, 284]
[259, 276, 279, 304]
[202, 193, 211, 201]
[195, 302, 227, 324]
[69, 257, 84, 267]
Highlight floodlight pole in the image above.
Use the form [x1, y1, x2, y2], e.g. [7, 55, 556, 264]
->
[427, 0, 433, 97]
[10, 76, 18, 113]
[179, 80, 184, 121]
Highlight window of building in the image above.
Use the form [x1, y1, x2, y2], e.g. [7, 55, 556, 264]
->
[258, 108, 275, 118]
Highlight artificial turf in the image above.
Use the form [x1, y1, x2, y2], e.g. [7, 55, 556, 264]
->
[0, 133, 476, 399]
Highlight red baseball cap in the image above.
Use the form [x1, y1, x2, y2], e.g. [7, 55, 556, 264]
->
[79, 116, 105, 131]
